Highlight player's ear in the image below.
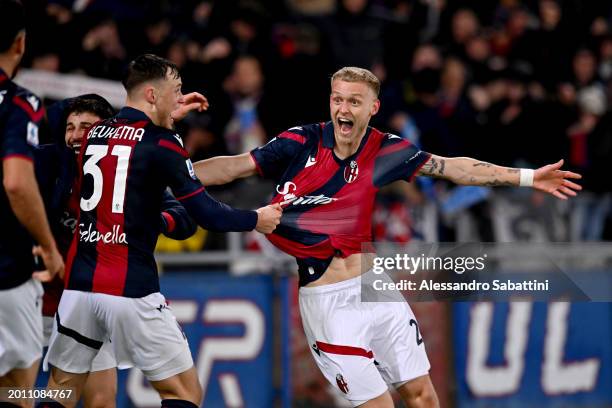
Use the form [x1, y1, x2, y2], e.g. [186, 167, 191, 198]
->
[371, 99, 380, 116]
[13, 31, 26, 57]
[144, 85, 156, 105]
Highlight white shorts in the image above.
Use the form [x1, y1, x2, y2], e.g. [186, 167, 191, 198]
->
[45, 290, 193, 381]
[43, 316, 115, 372]
[0, 278, 44, 376]
[299, 275, 431, 406]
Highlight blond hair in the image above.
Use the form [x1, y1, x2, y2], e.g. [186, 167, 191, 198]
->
[331, 67, 380, 97]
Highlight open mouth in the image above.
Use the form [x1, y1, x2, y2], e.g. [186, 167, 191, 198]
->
[70, 142, 81, 153]
[337, 118, 354, 134]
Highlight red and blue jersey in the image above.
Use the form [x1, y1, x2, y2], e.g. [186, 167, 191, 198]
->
[65, 107, 256, 298]
[0, 68, 46, 290]
[251, 122, 431, 286]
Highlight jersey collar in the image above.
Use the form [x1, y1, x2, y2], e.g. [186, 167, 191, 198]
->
[117, 106, 151, 122]
[323, 120, 373, 163]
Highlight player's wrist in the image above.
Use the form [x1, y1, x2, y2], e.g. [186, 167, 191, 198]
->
[519, 169, 534, 187]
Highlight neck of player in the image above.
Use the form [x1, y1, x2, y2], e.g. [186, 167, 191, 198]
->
[0, 57, 17, 78]
[333, 129, 366, 160]
[125, 98, 166, 128]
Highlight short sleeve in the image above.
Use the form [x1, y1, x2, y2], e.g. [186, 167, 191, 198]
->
[1, 92, 45, 161]
[250, 126, 308, 179]
[373, 134, 431, 187]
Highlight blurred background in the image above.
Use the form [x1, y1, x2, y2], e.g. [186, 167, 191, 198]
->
[17, 0, 612, 406]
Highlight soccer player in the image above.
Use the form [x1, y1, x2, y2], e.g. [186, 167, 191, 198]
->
[35, 94, 197, 408]
[0, 0, 64, 406]
[192, 67, 582, 407]
[42, 54, 282, 408]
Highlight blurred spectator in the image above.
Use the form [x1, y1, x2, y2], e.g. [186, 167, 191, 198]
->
[568, 86, 611, 240]
[17, 0, 612, 242]
[317, 0, 387, 70]
[220, 55, 267, 154]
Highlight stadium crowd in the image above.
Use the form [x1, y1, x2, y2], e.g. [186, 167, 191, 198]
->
[20, 0, 612, 242]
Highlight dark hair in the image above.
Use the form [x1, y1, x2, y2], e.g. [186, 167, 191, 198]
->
[0, 0, 25, 53]
[66, 95, 115, 120]
[122, 54, 180, 93]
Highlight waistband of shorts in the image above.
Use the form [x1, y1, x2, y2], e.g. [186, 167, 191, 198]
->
[299, 274, 362, 296]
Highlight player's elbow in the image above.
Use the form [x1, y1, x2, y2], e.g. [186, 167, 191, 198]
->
[3, 174, 26, 197]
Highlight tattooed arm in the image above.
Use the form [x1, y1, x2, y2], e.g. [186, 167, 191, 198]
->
[418, 155, 583, 200]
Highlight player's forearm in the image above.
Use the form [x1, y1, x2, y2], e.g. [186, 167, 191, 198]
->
[194, 153, 256, 186]
[179, 188, 257, 232]
[4, 173, 57, 249]
[419, 156, 521, 186]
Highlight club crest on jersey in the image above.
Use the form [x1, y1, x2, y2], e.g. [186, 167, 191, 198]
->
[344, 160, 359, 183]
[336, 374, 349, 394]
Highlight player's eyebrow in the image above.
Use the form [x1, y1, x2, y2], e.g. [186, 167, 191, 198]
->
[331, 91, 364, 98]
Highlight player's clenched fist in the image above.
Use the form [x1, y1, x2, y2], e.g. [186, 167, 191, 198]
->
[255, 203, 283, 234]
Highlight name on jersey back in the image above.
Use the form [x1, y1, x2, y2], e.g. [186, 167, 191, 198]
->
[88, 125, 144, 142]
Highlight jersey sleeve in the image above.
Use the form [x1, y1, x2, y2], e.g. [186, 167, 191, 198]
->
[373, 134, 431, 187]
[250, 126, 309, 179]
[160, 189, 197, 240]
[1, 91, 45, 161]
[155, 133, 257, 232]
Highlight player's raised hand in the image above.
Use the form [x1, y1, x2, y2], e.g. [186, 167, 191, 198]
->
[31, 244, 64, 282]
[533, 159, 582, 200]
[171, 92, 209, 122]
[255, 203, 283, 234]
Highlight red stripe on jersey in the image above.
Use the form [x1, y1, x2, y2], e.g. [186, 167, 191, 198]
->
[159, 139, 189, 158]
[267, 232, 334, 259]
[316, 341, 374, 359]
[1, 153, 32, 162]
[91, 137, 136, 295]
[378, 139, 411, 157]
[409, 154, 431, 181]
[0, 73, 7, 84]
[161, 211, 176, 233]
[176, 186, 205, 201]
[249, 151, 264, 176]
[278, 131, 306, 144]
[12, 96, 44, 122]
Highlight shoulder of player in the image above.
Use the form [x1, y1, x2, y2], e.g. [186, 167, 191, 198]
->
[9, 85, 45, 122]
[374, 130, 414, 155]
[276, 123, 320, 145]
[154, 128, 189, 158]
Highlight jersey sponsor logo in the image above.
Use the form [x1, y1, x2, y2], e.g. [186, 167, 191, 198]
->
[26, 95, 40, 111]
[344, 160, 359, 183]
[27, 122, 39, 146]
[186, 159, 197, 180]
[0, 90, 7, 105]
[276, 181, 338, 206]
[336, 373, 349, 394]
[88, 125, 145, 142]
[305, 155, 317, 168]
[79, 222, 128, 244]
[60, 211, 78, 233]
